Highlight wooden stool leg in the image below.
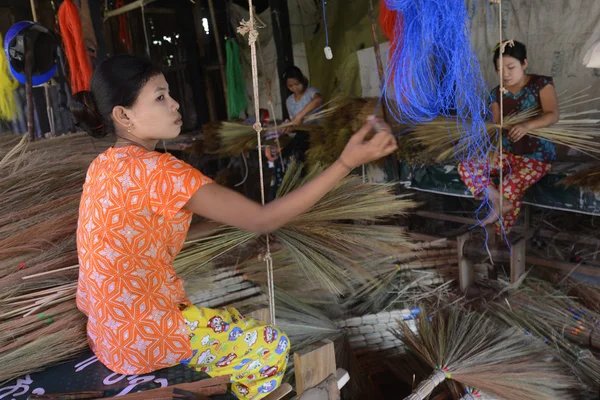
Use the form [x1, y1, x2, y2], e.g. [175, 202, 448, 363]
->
[510, 239, 526, 283]
[457, 232, 474, 292]
[294, 340, 336, 396]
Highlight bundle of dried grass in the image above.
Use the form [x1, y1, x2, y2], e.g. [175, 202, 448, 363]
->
[561, 279, 600, 313]
[410, 91, 600, 162]
[211, 104, 338, 156]
[498, 280, 600, 349]
[473, 277, 600, 391]
[179, 162, 416, 296]
[557, 164, 600, 191]
[396, 307, 577, 400]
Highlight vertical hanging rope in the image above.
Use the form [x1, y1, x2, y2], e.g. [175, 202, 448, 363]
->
[492, 0, 508, 229]
[58, 0, 94, 93]
[495, 0, 504, 223]
[237, 2, 276, 325]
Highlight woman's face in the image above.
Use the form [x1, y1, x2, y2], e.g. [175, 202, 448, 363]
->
[123, 74, 182, 140]
[287, 78, 305, 95]
[497, 55, 528, 87]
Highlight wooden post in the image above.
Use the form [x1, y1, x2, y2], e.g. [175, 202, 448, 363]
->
[192, 0, 217, 121]
[246, 305, 270, 323]
[294, 339, 336, 396]
[367, 0, 387, 122]
[207, 0, 229, 118]
[510, 238, 526, 283]
[269, 0, 294, 120]
[25, 36, 35, 142]
[457, 231, 474, 292]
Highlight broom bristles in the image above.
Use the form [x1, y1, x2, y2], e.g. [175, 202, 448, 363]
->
[396, 307, 578, 400]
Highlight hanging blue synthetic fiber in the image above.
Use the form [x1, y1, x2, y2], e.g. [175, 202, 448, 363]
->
[383, 0, 500, 238]
[226, 38, 248, 119]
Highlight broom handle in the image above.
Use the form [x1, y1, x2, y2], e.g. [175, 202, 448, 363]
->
[403, 369, 447, 400]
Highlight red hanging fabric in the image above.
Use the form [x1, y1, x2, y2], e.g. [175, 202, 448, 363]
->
[58, 0, 94, 93]
[379, 0, 404, 59]
[116, 0, 132, 52]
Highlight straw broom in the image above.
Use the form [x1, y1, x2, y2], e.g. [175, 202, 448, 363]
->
[213, 102, 340, 156]
[396, 307, 577, 400]
[177, 162, 416, 296]
[499, 279, 600, 350]
[472, 277, 600, 390]
[410, 90, 600, 162]
[488, 301, 600, 390]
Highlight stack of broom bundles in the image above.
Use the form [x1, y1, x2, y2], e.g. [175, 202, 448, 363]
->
[486, 278, 600, 390]
[336, 309, 418, 354]
[0, 132, 111, 383]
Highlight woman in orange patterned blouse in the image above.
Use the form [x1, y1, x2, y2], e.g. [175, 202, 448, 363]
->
[71, 55, 397, 399]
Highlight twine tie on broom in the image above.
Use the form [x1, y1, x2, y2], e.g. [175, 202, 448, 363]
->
[405, 369, 448, 400]
[238, 0, 276, 325]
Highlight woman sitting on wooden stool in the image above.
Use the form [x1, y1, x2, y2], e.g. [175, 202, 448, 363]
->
[458, 40, 559, 234]
[70, 55, 397, 399]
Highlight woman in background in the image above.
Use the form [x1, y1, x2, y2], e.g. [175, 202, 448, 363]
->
[266, 66, 322, 200]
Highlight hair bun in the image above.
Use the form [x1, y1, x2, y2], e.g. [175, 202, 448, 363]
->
[70, 90, 106, 138]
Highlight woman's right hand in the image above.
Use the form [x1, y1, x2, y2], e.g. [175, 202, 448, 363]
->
[338, 117, 398, 169]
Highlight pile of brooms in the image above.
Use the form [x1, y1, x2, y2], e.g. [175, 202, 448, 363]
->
[0, 131, 428, 387]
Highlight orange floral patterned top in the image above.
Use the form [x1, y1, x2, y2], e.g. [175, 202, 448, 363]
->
[76, 146, 213, 374]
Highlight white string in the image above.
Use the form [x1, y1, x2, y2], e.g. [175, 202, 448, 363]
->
[491, 0, 505, 226]
[238, 2, 276, 325]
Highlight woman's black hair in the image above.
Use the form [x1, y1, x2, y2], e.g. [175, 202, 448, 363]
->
[70, 54, 162, 138]
[282, 66, 309, 91]
[493, 40, 527, 71]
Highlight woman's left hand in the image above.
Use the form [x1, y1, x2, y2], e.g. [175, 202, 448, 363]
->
[508, 123, 529, 142]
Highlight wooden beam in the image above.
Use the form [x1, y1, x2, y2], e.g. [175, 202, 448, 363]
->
[207, 0, 228, 118]
[415, 210, 600, 247]
[457, 232, 474, 292]
[294, 339, 336, 396]
[463, 239, 600, 278]
[103, 0, 159, 20]
[510, 239, 526, 283]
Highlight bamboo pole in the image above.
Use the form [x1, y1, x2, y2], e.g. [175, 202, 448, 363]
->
[207, 0, 229, 118]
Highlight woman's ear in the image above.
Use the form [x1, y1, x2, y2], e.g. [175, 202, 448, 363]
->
[523, 59, 529, 70]
[112, 106, 132, 130]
